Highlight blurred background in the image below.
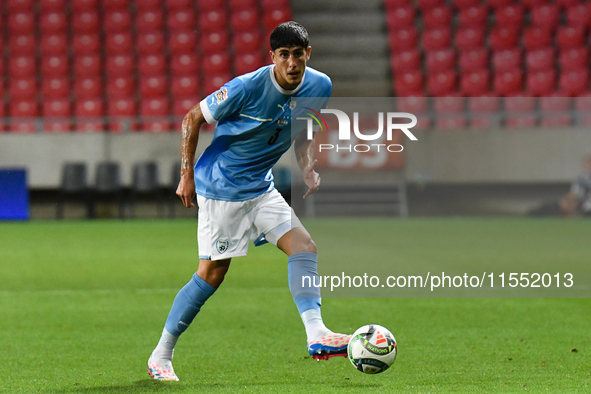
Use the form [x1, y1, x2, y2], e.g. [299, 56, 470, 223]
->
[0, 0, 590, 220]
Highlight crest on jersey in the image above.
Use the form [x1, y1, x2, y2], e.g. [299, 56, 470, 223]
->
[216, 240, 229, 254]
[215, 87, 228, 105]
[289, 100, 297, 110]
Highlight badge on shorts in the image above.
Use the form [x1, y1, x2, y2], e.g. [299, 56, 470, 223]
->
[216, 240, 229, 254]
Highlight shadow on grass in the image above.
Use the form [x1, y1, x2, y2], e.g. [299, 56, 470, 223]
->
[60, 379, 384, 393]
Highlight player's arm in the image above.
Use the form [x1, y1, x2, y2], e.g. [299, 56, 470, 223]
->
[294, 130, 320, 199]
[176, 104, 206, 208]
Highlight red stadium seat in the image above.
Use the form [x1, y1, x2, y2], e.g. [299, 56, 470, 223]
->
[173, 98, 198, 117]
[139, 76, 168, 98]
[461, 69, 490, 96]
[504, 94, 536, 111]
[522, 27, 552, 50]
[138, 55, 167, 76]
[416, 0, 444, 10]
[566, 3, 591, 28]
[394, 70, 423, 96]
[42, 77, 70, 100]
[559, 47, 589, 72]
[201, 31, 230, 54]
[389, 28, 419, 52]
[41, 34, 68, 55]
[495, 4, 524, 27]
[540, 115, 572, 128]
[422, 28, 452, 51]
[263, 8, 292, 32]
[556, 27, 585, 50]
[43, 99, 72, 133]
[487, 0, 513, 8]
[427, 70, 457, 96]
[9, 100, 38, 133]
[135, 0, 161, 11]
[230, 0, 257, 10]
[559, 69, 588, 96]
[489, 27, 519, 51]
[531, 4, 559, 30]
[521, 0, 547, 8]
[71, 0, 98, 12]
[525, 47, 555, 73]
[455, 27, 486, 51]
[74, 55, 102, 77]
[105, 33, 133, 55]
[557, 0, 581, 7]
[106, 76, 135, 99]
[203, 53, 231, 75]
[434, 95, 464, 113]
[234, 52, 264, 75]
[41, 55, 69, 77]
[107, 98, 137, 132]
[233, 31, 261, 54]
[493, 69, 523, 96]
[10, 78, 37, 100]
[74, 77, 102, 99]
[73, 12, 100, 34]
[198, 10, 228, 33]
[75, 98, 104, 132]
[140, 98, 171, 132]
[103, 11, 132, 33]
[9, 35, 36, 56]
[453, 0, 480, 8]
[106, 55, 134, 77]
[539, 94, 572, 112]
[40, 12, 68, 34]
[168, 10, 197, 31]
[136, 10, 165, 32]
[469, 96, 501, 129]
[459, 48, 489, 73]
[261, 0, 290, 9]
[385, 6, 415, 30]
[203, 73, 232, 95]
[171, 76, 200, 99]
[73, 34, 101, 55]
[526, 69, 556, 96]
[8, 0, 34, 11]
[103, 0, 129, 11]
[458, 5, 488, 28]
[195, 0, 223, 11]
[9, 56, 36, 78]
[169, 31, 198, 54]
[138, 32, 166, 55]
[397, 96, 431, 130]
[231, 9, 259, 32]
[505, 114, 537, 128]
[492, 48, 522, 73]
[423, 6, 452, 29]
[9, 12, 35, 34]
[170, 54, 199, 76]
[425, 49, 455, 73]
[384, 0, 413, 11]
[391, 49, 422, 73]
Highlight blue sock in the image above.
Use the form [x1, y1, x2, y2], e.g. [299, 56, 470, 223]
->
[164, 273, 217, 337]
[288, 252, 321, 314]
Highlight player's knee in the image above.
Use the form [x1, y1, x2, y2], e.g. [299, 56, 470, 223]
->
[299, 237, 317, 254]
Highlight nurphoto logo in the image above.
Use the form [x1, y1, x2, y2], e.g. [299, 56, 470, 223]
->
[298, 108, 418, 153]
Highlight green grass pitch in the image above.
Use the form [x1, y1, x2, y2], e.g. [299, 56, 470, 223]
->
[1, 218, 590, 393]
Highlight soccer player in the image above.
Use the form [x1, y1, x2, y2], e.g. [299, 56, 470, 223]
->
[147, 22, 350, 381]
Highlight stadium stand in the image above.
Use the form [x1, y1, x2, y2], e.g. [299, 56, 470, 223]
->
[1, 0, 291, 133]
[385, 0, 591, 129]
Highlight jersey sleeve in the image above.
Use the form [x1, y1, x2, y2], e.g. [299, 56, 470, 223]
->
[199, 77, 246, 124]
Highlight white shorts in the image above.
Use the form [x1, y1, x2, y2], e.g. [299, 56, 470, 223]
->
[196, 189, 302, 260]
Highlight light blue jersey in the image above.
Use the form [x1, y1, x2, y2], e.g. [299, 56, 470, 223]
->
[196, 65, 331, 202]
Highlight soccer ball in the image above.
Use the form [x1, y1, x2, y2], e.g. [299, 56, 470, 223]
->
[347, 324, 397, 374]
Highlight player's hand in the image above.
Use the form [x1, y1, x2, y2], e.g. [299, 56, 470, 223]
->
[303, 159, 321, 199]
[176, 177, 196, 208]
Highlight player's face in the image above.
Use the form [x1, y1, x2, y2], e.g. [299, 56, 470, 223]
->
[270, 46, 311, 90]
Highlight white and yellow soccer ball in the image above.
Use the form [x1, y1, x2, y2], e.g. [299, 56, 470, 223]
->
[347, 324, 397, 374]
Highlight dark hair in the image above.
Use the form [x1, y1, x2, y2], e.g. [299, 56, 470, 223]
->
[270, 21, 309, 51]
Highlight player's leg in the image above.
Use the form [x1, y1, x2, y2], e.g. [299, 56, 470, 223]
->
[148, 258, 230, 380]
[276, 227, 351, 360]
